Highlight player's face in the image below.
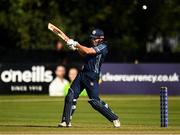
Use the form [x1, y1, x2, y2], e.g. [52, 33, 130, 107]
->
[68, 68, 78, 82]
[55, 66, 66, 78]
[91, 38, 103, 46]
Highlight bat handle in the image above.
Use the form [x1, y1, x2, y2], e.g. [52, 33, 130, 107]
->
[64, 37, 69, 43]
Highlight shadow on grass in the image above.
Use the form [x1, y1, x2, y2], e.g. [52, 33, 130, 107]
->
[0, 124, 58, 128]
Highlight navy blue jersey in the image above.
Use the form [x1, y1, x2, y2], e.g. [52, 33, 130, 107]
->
[82, 43, 108, 74]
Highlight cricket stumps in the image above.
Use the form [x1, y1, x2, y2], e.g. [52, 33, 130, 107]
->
[160, 86, 168, 127]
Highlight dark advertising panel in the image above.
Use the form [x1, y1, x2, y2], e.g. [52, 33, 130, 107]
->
[0, 63, 54, 94]
[100, 64, 180, 95]
[0, 63, 180, 95]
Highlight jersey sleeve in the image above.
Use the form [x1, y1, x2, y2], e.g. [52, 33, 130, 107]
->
[93, 44, 107, 54]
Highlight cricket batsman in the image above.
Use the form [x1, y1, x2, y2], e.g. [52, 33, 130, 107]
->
[58, 29, 120, 128]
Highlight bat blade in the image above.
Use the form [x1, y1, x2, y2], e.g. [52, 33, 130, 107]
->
[48, 23, 69, 42]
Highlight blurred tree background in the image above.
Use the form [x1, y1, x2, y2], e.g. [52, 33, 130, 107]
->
[0, 0, 179, 53]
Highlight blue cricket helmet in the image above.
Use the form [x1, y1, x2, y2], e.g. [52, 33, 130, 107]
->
[90, 29, 104, 39]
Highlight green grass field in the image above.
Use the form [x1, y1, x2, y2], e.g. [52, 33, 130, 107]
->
[0, 95, 180, 134]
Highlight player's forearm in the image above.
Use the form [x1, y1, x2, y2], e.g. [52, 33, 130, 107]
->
[78, 50, 86, 57]
[76, 44, 96, 55]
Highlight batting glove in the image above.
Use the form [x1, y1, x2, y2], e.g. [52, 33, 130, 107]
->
[67, 39, 78, 51]
[68, 44, 78, 51]
[67, 39, 78, 47]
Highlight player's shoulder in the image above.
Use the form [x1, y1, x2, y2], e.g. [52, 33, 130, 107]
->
[63, 79, 69, 84]
[99, 42, 108, 46]
[92, 42, 108, 54]
[49, 78, 56, 87]
[96, 42, 108, 50]
[50, 77, 58, 84]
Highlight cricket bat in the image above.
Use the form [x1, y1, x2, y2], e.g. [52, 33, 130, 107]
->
[48, 23, 69, 42]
